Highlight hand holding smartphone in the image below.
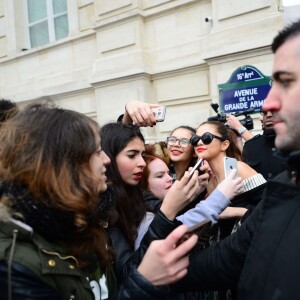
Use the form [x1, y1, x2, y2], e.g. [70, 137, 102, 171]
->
[189, 158, 204, 180]
[186, 219, 212, 236]
[177, 219, 212, 247]
[224, 157, 238, 178]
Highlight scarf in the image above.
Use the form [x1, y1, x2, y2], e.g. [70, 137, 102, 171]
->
[0, 182, 114, 242]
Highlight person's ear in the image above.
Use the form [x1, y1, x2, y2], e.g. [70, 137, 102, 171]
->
[221, 140, 230, 152]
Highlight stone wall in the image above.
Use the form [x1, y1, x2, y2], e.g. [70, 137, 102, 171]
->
[0, 0, 285, 141]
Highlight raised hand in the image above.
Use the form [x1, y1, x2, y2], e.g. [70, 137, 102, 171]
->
[123, 101, 160, 127]
[197, 163, 210, 194]
[160, 170, 201, 220]
[226, 114, 243, 132]
[217, 169, 243, 200]
[137, 225, 198, 285]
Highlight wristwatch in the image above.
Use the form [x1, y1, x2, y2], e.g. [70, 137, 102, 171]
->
[238, 126, 246, 134]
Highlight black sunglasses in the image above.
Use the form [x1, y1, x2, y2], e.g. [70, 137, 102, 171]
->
[190, 132, 225, 146]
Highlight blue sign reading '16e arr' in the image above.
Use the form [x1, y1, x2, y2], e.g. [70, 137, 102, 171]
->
[218, 65, 272, 114]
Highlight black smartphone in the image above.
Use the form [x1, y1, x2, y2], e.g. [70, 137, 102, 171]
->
[189, 158, 204, 180]
[186, 219, 212, 236]
[177, 219, 212, 246]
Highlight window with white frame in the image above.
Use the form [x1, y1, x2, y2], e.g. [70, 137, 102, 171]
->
[27, 0, 69, 48]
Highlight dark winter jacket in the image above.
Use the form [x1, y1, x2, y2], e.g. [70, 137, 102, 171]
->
[0, 210, 170, 300]
[0, 218, 94, 300]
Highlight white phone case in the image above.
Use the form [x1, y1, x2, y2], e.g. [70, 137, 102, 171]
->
[224, 157, 238, 178]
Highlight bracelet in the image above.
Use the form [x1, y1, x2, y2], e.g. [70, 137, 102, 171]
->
[238, 127, 246, 134]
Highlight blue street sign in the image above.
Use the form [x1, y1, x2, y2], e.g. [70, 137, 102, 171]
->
[218, 65, 272, 114]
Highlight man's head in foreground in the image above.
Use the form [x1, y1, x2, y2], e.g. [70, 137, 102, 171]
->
[263, 20, 300, 153]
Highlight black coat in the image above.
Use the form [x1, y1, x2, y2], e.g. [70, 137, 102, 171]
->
[242, 133, 285, 179]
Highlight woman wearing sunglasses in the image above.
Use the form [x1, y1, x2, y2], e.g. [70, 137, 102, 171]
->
[192, 121, 267, 239]
[189, 121, 266, 299]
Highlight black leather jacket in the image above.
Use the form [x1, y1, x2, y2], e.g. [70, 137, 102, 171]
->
[109, 210, 181, 284]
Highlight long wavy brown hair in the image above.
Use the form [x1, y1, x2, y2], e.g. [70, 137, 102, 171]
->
[0, 103, 112, 267]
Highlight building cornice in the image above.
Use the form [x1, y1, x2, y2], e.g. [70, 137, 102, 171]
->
[203, 45, 272, 66]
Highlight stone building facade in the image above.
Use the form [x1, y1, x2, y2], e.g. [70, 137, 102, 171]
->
[0, 0, 288, 141]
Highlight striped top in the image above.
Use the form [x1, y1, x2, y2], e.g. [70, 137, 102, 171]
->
[243, 173, 266, 192]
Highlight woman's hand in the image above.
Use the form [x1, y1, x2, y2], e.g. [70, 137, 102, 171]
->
[217, 169, 243, 200]
[198, 163, 210, 194]
[160, 170, 201, 220]
[137, 225, 198, 285]
[123, 101, 160, 127]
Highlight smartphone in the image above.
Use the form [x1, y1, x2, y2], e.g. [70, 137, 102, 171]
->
[189, 158, 204, 180]
[151, 106, 166, 122]
[186, 219, 212, 236]
[177, 219, 212, 246]
[224, 157, 238, 178]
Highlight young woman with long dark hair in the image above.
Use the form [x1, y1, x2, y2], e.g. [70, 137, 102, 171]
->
[100, 122, 202, 249]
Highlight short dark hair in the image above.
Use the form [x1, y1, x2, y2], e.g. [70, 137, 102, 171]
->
[272, 19, 300, 53]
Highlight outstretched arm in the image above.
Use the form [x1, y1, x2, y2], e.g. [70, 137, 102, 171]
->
[122, 101, 160, 126]
[176, 170, 243, 225]
[226, 114, 253, 141]
[137, 224, 198, 285]
[171, 200, 263, 293]
[160, 170, 201, 221]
